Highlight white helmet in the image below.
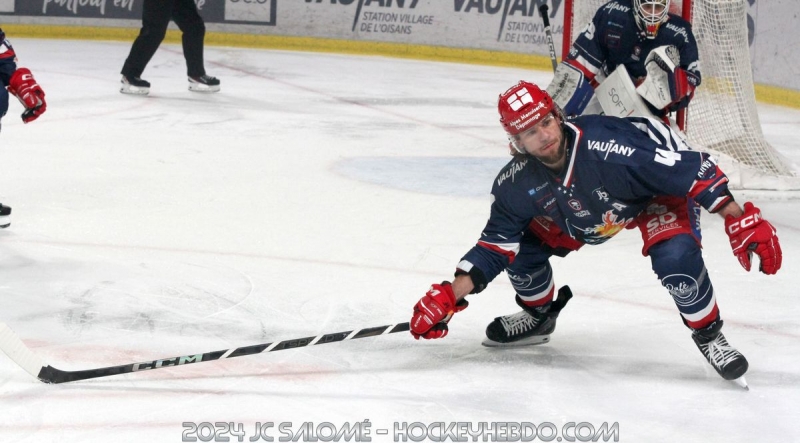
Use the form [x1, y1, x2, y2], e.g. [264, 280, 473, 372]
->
[634, 0, 670, 39]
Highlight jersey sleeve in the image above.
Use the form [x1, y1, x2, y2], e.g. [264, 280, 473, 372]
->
[676, 21, 701, 88]
[566, 6, 609, 83]
[0, 29, 18, 86]
[457, 169, 539, 293]
[610, 117, 732, 212]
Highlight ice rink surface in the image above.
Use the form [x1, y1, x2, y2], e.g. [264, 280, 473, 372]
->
[0, 39, 798, 442]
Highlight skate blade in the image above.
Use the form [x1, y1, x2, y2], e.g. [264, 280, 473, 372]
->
[481, 335, 550, 348]
[188, 83, 221, 93]
[732, 375, 749, 390]
[120, 85, 150, 95]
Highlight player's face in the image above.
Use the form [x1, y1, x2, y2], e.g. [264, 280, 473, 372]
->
[516, 114, 565, 168]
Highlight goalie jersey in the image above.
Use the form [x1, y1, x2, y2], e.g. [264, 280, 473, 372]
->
[460, 115, 731, 284]
[569, 0, 701, 87]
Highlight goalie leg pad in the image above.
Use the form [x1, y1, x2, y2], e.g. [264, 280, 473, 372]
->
[596, 65, 659, 119]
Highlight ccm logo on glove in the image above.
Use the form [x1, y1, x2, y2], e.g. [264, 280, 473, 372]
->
[724, 202, 781, 275]
[726, 211, 761, 235]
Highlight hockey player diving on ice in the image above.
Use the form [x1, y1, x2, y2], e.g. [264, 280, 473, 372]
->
[408, 81, 782, 389]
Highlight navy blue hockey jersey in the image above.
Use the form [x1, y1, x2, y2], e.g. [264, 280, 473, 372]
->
[460, 115, 730, 284]
[0, 28, 18, 119]
[0, 29, 16, 86]
[569, 0, 700, 87]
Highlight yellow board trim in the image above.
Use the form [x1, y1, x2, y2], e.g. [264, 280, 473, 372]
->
[4, 24, 800, 109]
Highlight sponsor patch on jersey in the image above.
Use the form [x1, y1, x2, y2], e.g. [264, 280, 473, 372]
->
[604, 31, 622, 49]
[593, 187, 609, 202]
[588, 139, 636, 160]
[496, 160, 528, 186]
[574, 210, 592, 218]
[631, 45, 642, 61]
[602, 2, 630, 14]
[696, 158, 717, 179]
[529, 183, 550, 196]
[664, 22, 690, 44]
[574, 210, 634, 245]
[568, 199, 582, 211]
[541, 197, 557, 210]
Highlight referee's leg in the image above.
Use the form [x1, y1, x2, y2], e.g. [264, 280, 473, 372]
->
[121, 0, 175, 78]
[172, 0, 207, 77]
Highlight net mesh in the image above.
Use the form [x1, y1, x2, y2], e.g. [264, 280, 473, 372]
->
[565, 0, 794, 180]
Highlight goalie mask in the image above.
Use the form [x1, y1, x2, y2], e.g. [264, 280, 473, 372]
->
[498, 81, 557, 154]
[634, 0, 670, 39]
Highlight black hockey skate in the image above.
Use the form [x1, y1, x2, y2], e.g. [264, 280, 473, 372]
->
[188, 75, 221, 93]
[0, 204, 10, 228]
[692, 319, 749, 388]
[483, 286, 572, 347]
[120, 75, 151, 95]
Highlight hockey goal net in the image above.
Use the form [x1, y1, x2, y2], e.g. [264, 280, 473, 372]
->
[562, 0, 798, 190]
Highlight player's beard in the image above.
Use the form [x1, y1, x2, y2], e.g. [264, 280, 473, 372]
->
[536, 132, 567, 171]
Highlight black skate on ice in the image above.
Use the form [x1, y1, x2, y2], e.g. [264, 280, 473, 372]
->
[188, 75, 221, 93]
[0, 204, 10, 228]
[120, 75, 151, 95]
[482, 286, 572, 347]
[692, 319, 749, 388]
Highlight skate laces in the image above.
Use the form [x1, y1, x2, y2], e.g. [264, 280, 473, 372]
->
[499, 311, 540, 336]
[703, 334, 741, 369]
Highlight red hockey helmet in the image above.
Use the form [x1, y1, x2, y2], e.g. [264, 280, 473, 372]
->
[498, 81, 555, 138]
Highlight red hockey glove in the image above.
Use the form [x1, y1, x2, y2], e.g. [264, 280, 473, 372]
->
[8, 68, 46, 123]
[725, 202, 782, 275]
[410, 282, 468, 340]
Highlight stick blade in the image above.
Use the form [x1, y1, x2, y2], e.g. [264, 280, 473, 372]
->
[0, 323, 46, 380]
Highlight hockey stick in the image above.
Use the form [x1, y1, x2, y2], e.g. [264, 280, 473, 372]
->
[538, 3, 559, 73]
[0, 322, 410, 384]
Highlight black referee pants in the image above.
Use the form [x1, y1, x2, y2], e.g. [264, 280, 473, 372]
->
[121, 0, 207, 78]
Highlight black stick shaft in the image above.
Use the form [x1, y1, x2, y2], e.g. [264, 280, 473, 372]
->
[539, 4, 559, 73]
[36, 323, 410, 384]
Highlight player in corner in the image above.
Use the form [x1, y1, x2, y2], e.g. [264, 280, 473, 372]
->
[0, 27, 47, 229]
[548, 0, 698, 122]
[409, 81, 781, 388]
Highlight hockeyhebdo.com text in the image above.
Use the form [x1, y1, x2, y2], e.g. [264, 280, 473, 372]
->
[181, 420, 620, 442]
